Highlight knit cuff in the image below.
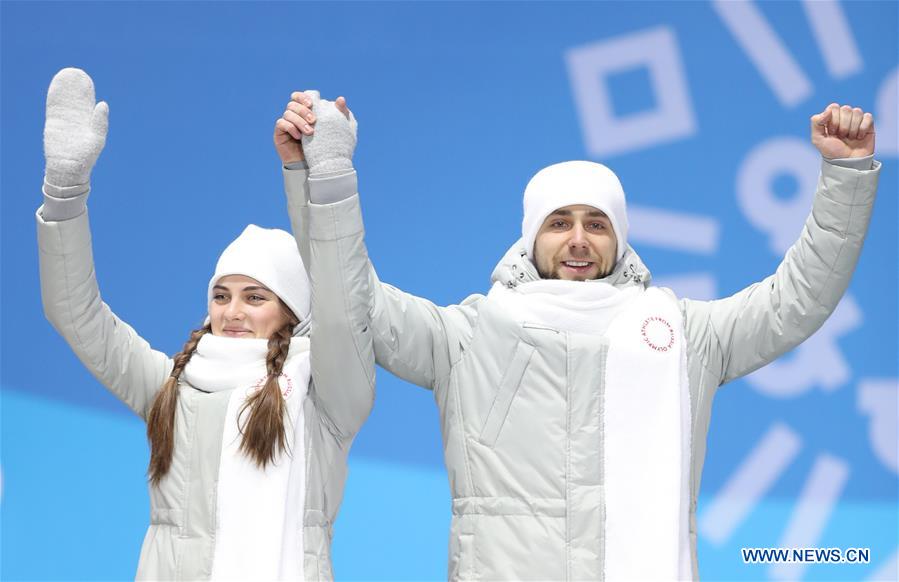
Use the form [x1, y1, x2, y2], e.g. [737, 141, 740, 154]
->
[284, 160, 309, 171]
[308, 169, 357, 204]
[40, 180, 90, 221]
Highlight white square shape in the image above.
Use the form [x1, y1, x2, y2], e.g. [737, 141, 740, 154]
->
[566, 26, 697, 158]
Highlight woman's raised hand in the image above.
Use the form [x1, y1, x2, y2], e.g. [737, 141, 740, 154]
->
[44, 68, 109, 188]
[274, 90, 355, 174]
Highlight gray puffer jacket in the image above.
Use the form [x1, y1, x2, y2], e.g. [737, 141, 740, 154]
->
[303, 158, 879, 580]
[36, 167, 373, 580]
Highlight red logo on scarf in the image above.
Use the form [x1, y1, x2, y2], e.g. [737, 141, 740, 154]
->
[641, 316, 674, 352]
[252, 373, 294, 397]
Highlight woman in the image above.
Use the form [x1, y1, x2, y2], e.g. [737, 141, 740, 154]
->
[37, 68, 373, 580]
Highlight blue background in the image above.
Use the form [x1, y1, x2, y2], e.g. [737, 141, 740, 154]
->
[1, 1, 896, 580]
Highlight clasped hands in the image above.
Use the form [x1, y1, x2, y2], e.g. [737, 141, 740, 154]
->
[273, 91, 356, 175]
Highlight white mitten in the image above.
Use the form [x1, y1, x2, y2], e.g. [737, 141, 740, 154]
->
[44, 68, 109, 188]
[300, 91, 357, 176]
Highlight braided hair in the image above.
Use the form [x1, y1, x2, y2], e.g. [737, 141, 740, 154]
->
[238, 319, 296, 467]
[146, 305, 299, 484]
[146, 324, 210, 485]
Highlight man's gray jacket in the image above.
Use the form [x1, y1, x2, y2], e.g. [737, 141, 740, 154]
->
[300, 158, 879, 580]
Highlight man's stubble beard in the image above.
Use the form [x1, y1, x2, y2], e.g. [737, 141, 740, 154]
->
[537, 261, 616, 281]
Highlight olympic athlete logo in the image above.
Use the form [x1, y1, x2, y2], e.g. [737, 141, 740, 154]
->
[641, 316, 675, 352]
[252, 373, 294, 398]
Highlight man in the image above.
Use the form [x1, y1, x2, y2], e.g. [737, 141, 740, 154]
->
[284, 97, 879, 580]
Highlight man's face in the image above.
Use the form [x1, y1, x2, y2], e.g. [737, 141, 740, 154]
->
[533, 205, 617, 281]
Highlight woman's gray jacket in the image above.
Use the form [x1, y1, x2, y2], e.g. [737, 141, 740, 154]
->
[36, 167, 374, 580]
[302, 158, 879, 581]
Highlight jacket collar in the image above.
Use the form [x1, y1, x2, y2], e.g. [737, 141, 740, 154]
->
[489, 238, 652, 290]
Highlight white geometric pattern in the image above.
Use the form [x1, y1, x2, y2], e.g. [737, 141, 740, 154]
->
[565, 26, 696, 158]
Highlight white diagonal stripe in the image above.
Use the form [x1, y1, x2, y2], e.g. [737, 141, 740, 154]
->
[801, 0, 863, 79]
[652, 273, 717, 301]
[712, 0, 812, 106]
[868, 548, 898, 581]
[699, 423, 802, 545]
[770, 454, 849, 581]
[628, 205, 719, 255]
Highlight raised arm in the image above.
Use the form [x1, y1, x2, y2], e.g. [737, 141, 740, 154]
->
[274, 91, 314, 269]
[307, 190, 474, 390]
[683, 104, 880, 385]
[38, 68, 172, 419]
[280, 92, 472, 396]
[275, 91, 375, 439]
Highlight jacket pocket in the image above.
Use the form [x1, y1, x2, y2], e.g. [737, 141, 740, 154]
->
[479, 341, 535, 447]
[521, 322, 561, 333]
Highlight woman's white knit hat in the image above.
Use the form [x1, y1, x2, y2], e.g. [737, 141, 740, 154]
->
[521, 161, 629, 262]
[207, 225, 310, 326]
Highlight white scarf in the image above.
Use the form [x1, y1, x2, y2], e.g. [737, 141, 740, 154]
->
[182, 334, 311, 581]
[488, 279, 642, 335]
[487, 281, 693, 580]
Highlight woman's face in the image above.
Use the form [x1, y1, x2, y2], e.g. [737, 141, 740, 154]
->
[209, 275, 291, 339]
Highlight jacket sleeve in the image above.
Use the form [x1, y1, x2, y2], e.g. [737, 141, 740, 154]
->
[283, 164, 312, 272]
[681, 158, 880, 386]
[284, 167, 374, 439]
[36, 207, 173, 420]
[293, 171, 472, 394]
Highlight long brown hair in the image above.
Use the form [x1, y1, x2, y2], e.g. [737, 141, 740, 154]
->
[146, 306, 299, 485]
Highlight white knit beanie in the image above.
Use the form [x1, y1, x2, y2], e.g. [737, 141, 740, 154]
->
[521, 161, 629, 262]
[207, 225, 310, 326]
